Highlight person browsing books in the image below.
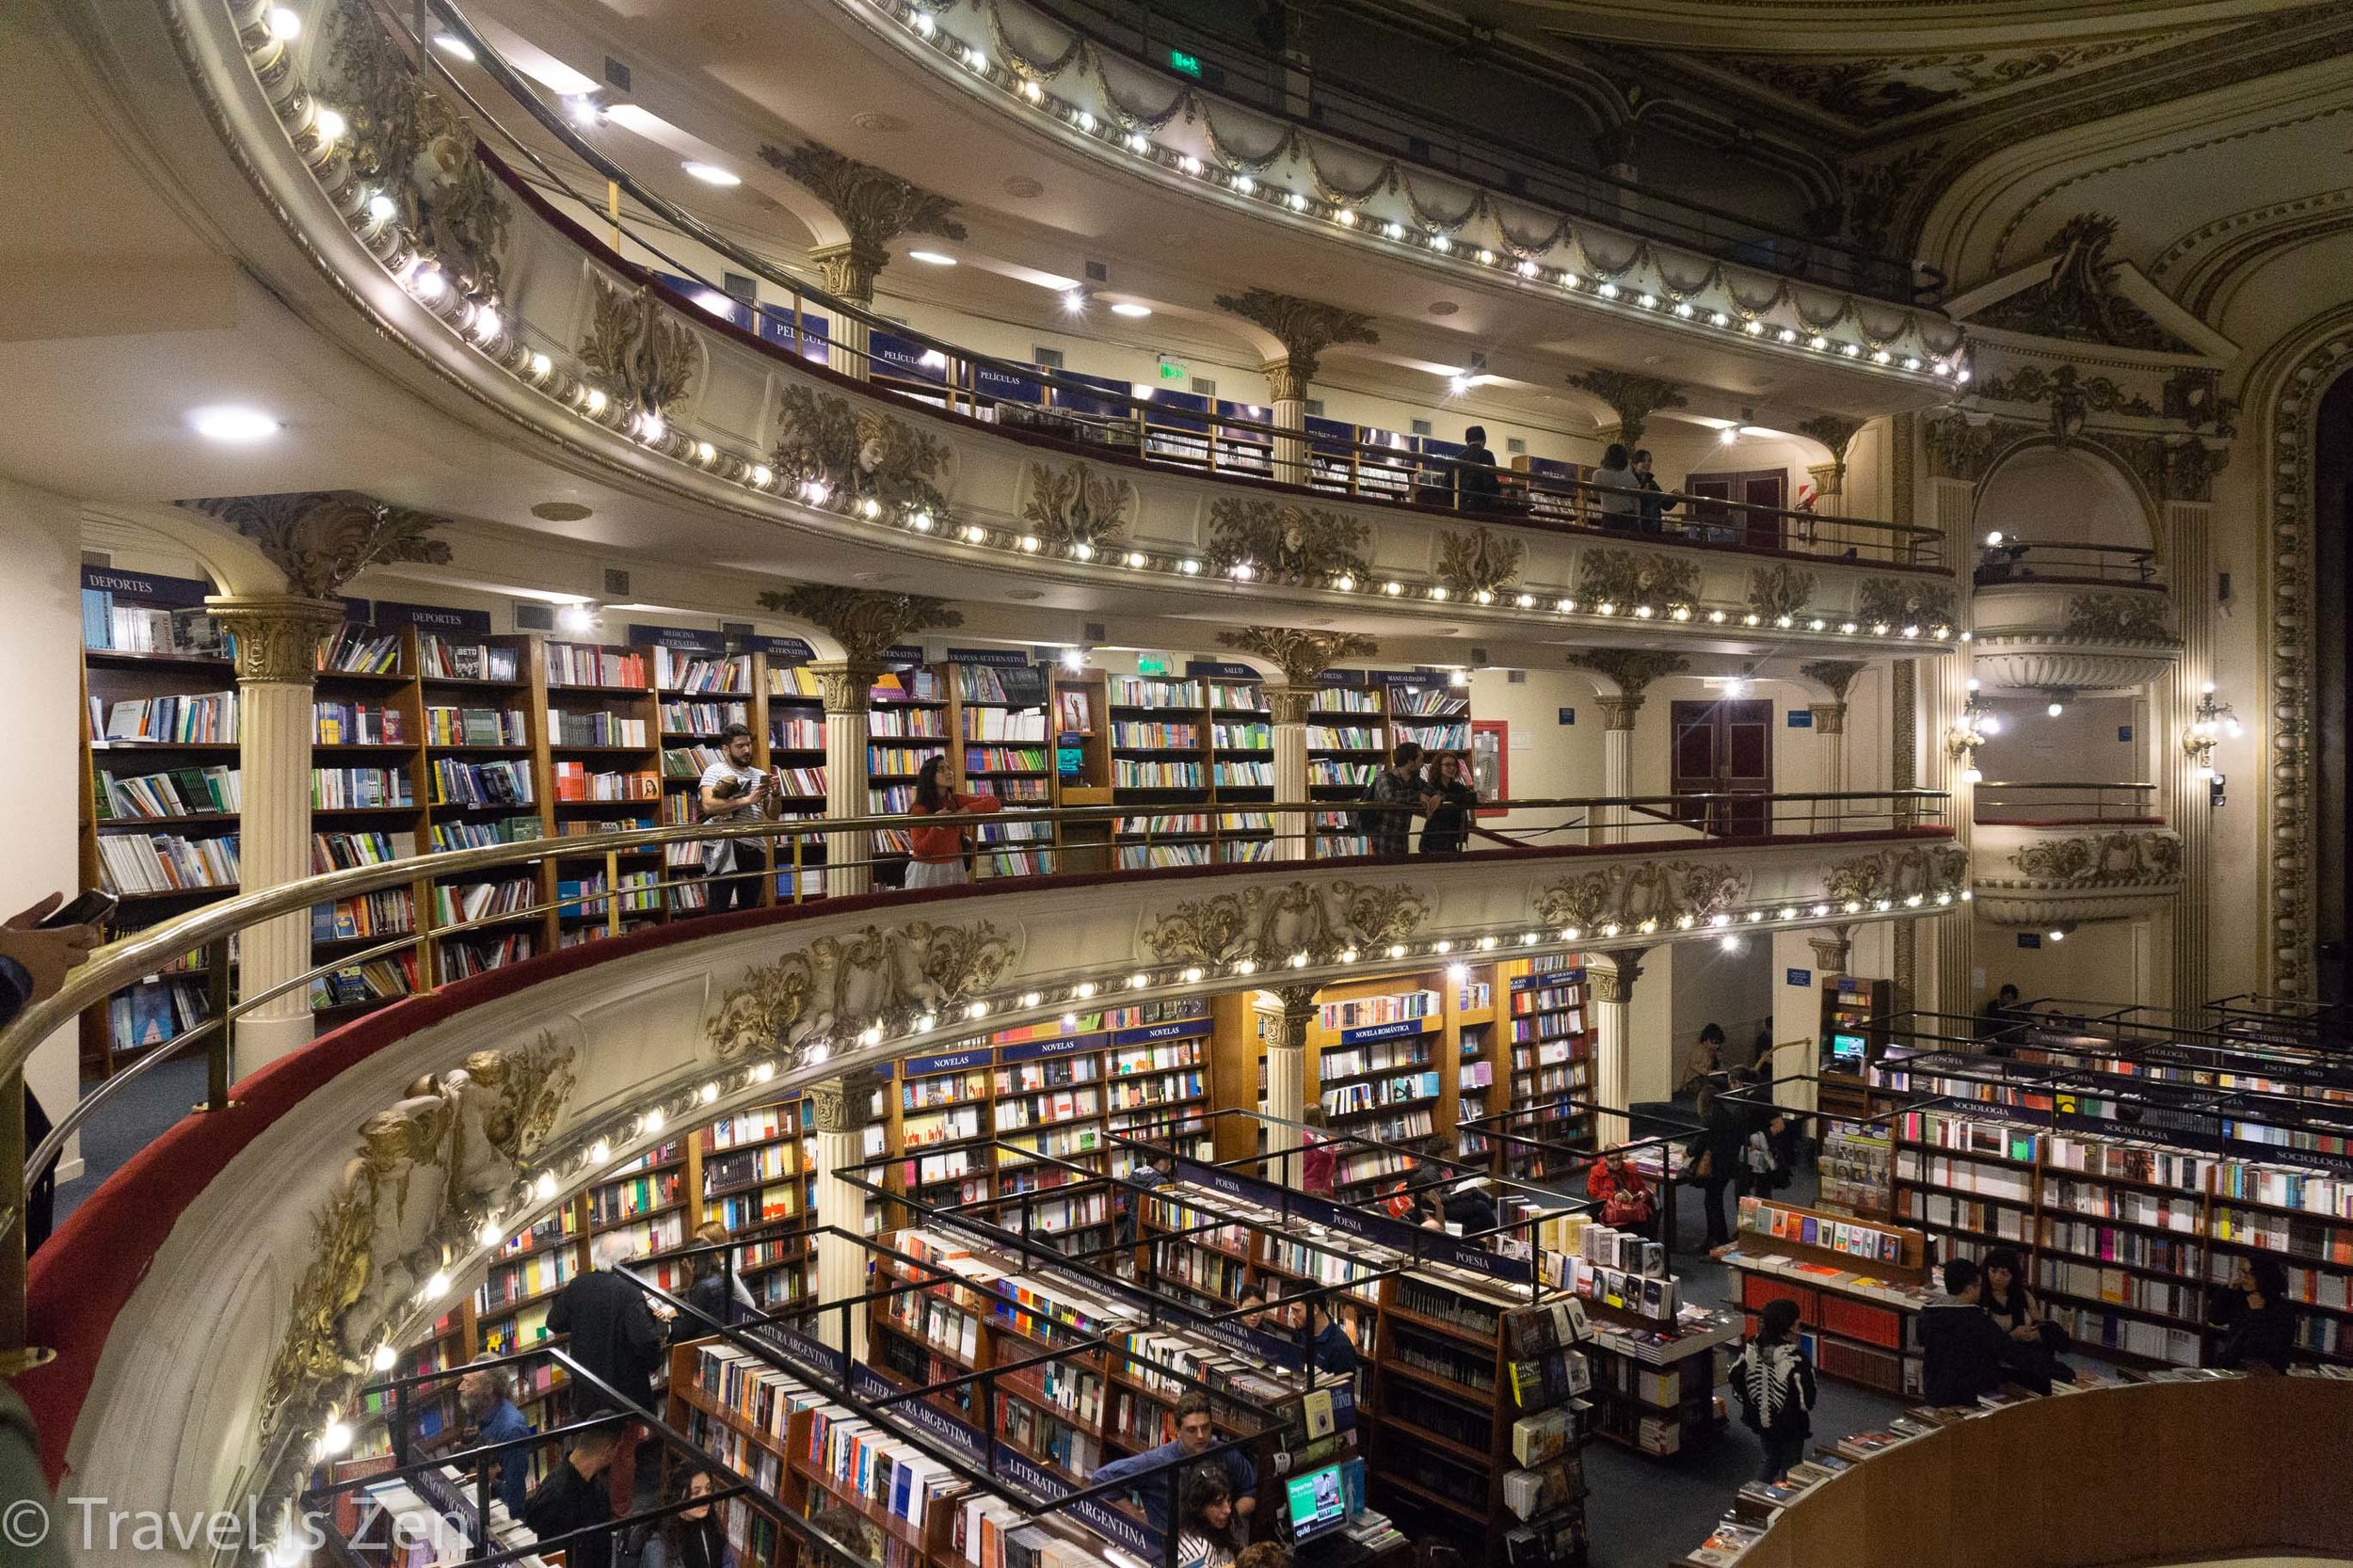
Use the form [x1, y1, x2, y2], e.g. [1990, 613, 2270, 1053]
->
[905, 755, 1001, 889]
[1918, 1257, 2017, 1407]
[696, 723, 770, 915]
[453, 1357, 536, 1517]
[1176, 1464, 1240, 1568]
[1978, 1244, 2070, 1390]
[522, 1426, 622, 1568]
[1091, 1391, 1257, 1537]
[2208, 1255, 2297, 1371]
[1586, 1146, 1657, 1237]
[1306, 1296, 1360, 1376]
[1730, 1298, 1817, 1482]
[1298, 1105, 1337, 1196]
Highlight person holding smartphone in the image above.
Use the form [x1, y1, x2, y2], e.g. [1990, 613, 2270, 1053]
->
[696, 723, 771, 914]
[2, 891, 107, 1256]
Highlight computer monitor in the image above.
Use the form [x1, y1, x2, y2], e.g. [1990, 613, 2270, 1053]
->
[1285, 1463, 1348, 1544]
[1829, 1031, 1867, 1065]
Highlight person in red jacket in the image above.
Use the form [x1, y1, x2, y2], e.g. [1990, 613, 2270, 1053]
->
[905, 755, 1001, 889]
[1299, 1104, 1337, 1195]
[1587, 1144, 1657, 1236]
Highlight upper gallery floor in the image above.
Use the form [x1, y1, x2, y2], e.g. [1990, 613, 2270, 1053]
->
[1, 0, 2003, 667]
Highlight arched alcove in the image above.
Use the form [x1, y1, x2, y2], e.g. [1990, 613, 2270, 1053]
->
[1975, 442, 2157, 557]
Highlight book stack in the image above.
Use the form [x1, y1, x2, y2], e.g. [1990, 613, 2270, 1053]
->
[314, 700, 405, 744]
[95, 765, 240, 819]
[98, 831, 242, 893]
[93, 691, 238, 744]
[417, 638, 520, 681]
[424, 706, 526, 745]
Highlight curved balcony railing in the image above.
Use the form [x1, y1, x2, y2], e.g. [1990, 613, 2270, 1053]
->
[420, 2, 1945, 573]
[974, 0, 1938, 304]
[175, 0, 1967, 654]
[1973, 781, 2160, 825]
[1975, 535, 2162, 588]
[8, 787, 1951, 1212]
[812, 0, 1965, 361]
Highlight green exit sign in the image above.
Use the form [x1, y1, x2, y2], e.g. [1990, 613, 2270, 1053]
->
[1158, 360, 1188, 381]
[1169, 49, 1203, 77]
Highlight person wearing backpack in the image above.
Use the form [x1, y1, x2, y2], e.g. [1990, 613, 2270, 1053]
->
[1730, 1298, 1817, 1482]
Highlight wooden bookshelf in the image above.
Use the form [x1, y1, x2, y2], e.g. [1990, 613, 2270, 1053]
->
[1307, 679, 1385, 856]
[1504, 955, 1597, 1176]
[1890, 1102, 2353, 1368]
[1104, 673, 1215, 870]
[945, 661, 1056, 877]
[1724, 1197, 1931, 1395]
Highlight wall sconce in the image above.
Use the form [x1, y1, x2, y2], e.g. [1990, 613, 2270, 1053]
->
[2185, 680, 2239, 806]
[1947, 680, 1997, 783]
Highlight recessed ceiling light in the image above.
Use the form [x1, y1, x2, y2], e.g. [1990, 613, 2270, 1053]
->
[1110, 301, 1152, 318]
[431, 33, 475, 62]
[188, 406, 282, 442]
[681, 162, 741, 186]
[908, 250, 957, 265]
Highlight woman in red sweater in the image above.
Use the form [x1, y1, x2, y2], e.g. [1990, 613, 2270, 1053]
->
[905, 755, 1001, 889]
[1587, 1144, 1657, 1234]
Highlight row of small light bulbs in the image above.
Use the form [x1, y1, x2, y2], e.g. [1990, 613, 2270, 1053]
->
[894, 5, 1968, 383]
[262, 24, 1964, 648]
[300, 882, 1965, 1473]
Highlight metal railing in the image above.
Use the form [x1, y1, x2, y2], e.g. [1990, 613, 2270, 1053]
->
[1972, 780, 2160, 824]
[1015, 0, 1939, 304]
[404, 2, 1947, 570]
[1975, 537, 2162, 588]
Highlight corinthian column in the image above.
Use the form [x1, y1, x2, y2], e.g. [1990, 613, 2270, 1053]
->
[208, 595, 345, 1065]
[1263, 985, 1318, 1182]
[1217, 628, 1379, 861]
[764, 142, 966, 385]
[1588, 951, 1645, 1115]
[1265, 684, 1312, 861]
[810, 661, 878, 898]
[808, 1072, 883, 1358]
[1568, 650, 1687, 845]
[1801, 661, 1864, 835]
[1214, 290, 1379, 488]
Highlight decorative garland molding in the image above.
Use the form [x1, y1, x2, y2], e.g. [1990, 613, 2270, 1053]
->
[2251, 312, 2353, 996]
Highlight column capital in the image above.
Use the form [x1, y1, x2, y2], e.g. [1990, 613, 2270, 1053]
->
[758, 584, 963, 669]
[1806, 461, 1845, 499]
[205, 595, 345, 684]
[1569, 648, 1688, 724]
[184, 490, 453, 600]
[1565, 369, 1686, 449]
[1589, 950, 1646, 1004]
[1270, 983, 1320, 1051]
[1264, 683, 1315, 726]
[1214, 289, 1378, 390]
[1810, 702, 1848, 735]
[808, 659, 882, 715]
[761, 140, 965, 301]
[808, 241, 888, 304]
[1260, 356, 1310, 406]
[808, 1068, 888, 1133]
[1808, 923, 1855, 975]
[1217, 626, 1378, 687]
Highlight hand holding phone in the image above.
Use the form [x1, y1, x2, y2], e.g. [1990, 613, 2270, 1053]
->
[1, 891, 106, 1007]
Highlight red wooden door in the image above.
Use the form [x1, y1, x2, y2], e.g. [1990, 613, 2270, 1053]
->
[1686, 470, 1789, 550]
[1671, 699, 1774, 836]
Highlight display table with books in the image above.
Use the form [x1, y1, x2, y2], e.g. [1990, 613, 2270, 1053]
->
[1721, 1198, 1933, 1396]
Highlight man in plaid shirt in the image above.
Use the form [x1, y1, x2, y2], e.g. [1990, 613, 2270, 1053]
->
[1365, 740, 1434, 856]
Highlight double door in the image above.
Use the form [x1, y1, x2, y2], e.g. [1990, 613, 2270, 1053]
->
[1671, 699, 1773, 837]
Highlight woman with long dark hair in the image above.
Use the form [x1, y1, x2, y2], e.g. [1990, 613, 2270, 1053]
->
[2210, 1255, 2298, 1371]
[1417, 753, 1479, 854]
[1176, 1463, 1238, 1568]
[904, 754, 1001, 890]
[639, 1468, 739, 1568]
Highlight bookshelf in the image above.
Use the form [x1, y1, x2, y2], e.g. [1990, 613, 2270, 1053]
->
[1888, 1103, 2353, 1368]
[1722, 1197, 1931, 1395]
[1105, 673, 1214, 870]
[649, 643, 752, 914]
[540, 640, 662, 945]
[1817, 975, 1892, 1123]
[1205, 674, 1274, 865]
[1373, 1269, 1592, 1564]
[867, 664, 949, 871]
[1308, 680, 1384, 856]
[1504, 955, 1596, 1176]
[946, 662, 1055, 877]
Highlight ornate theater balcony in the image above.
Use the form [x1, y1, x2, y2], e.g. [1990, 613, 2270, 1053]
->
[1971, 540, 2177, 696]
[117, 0, 1966, 657]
